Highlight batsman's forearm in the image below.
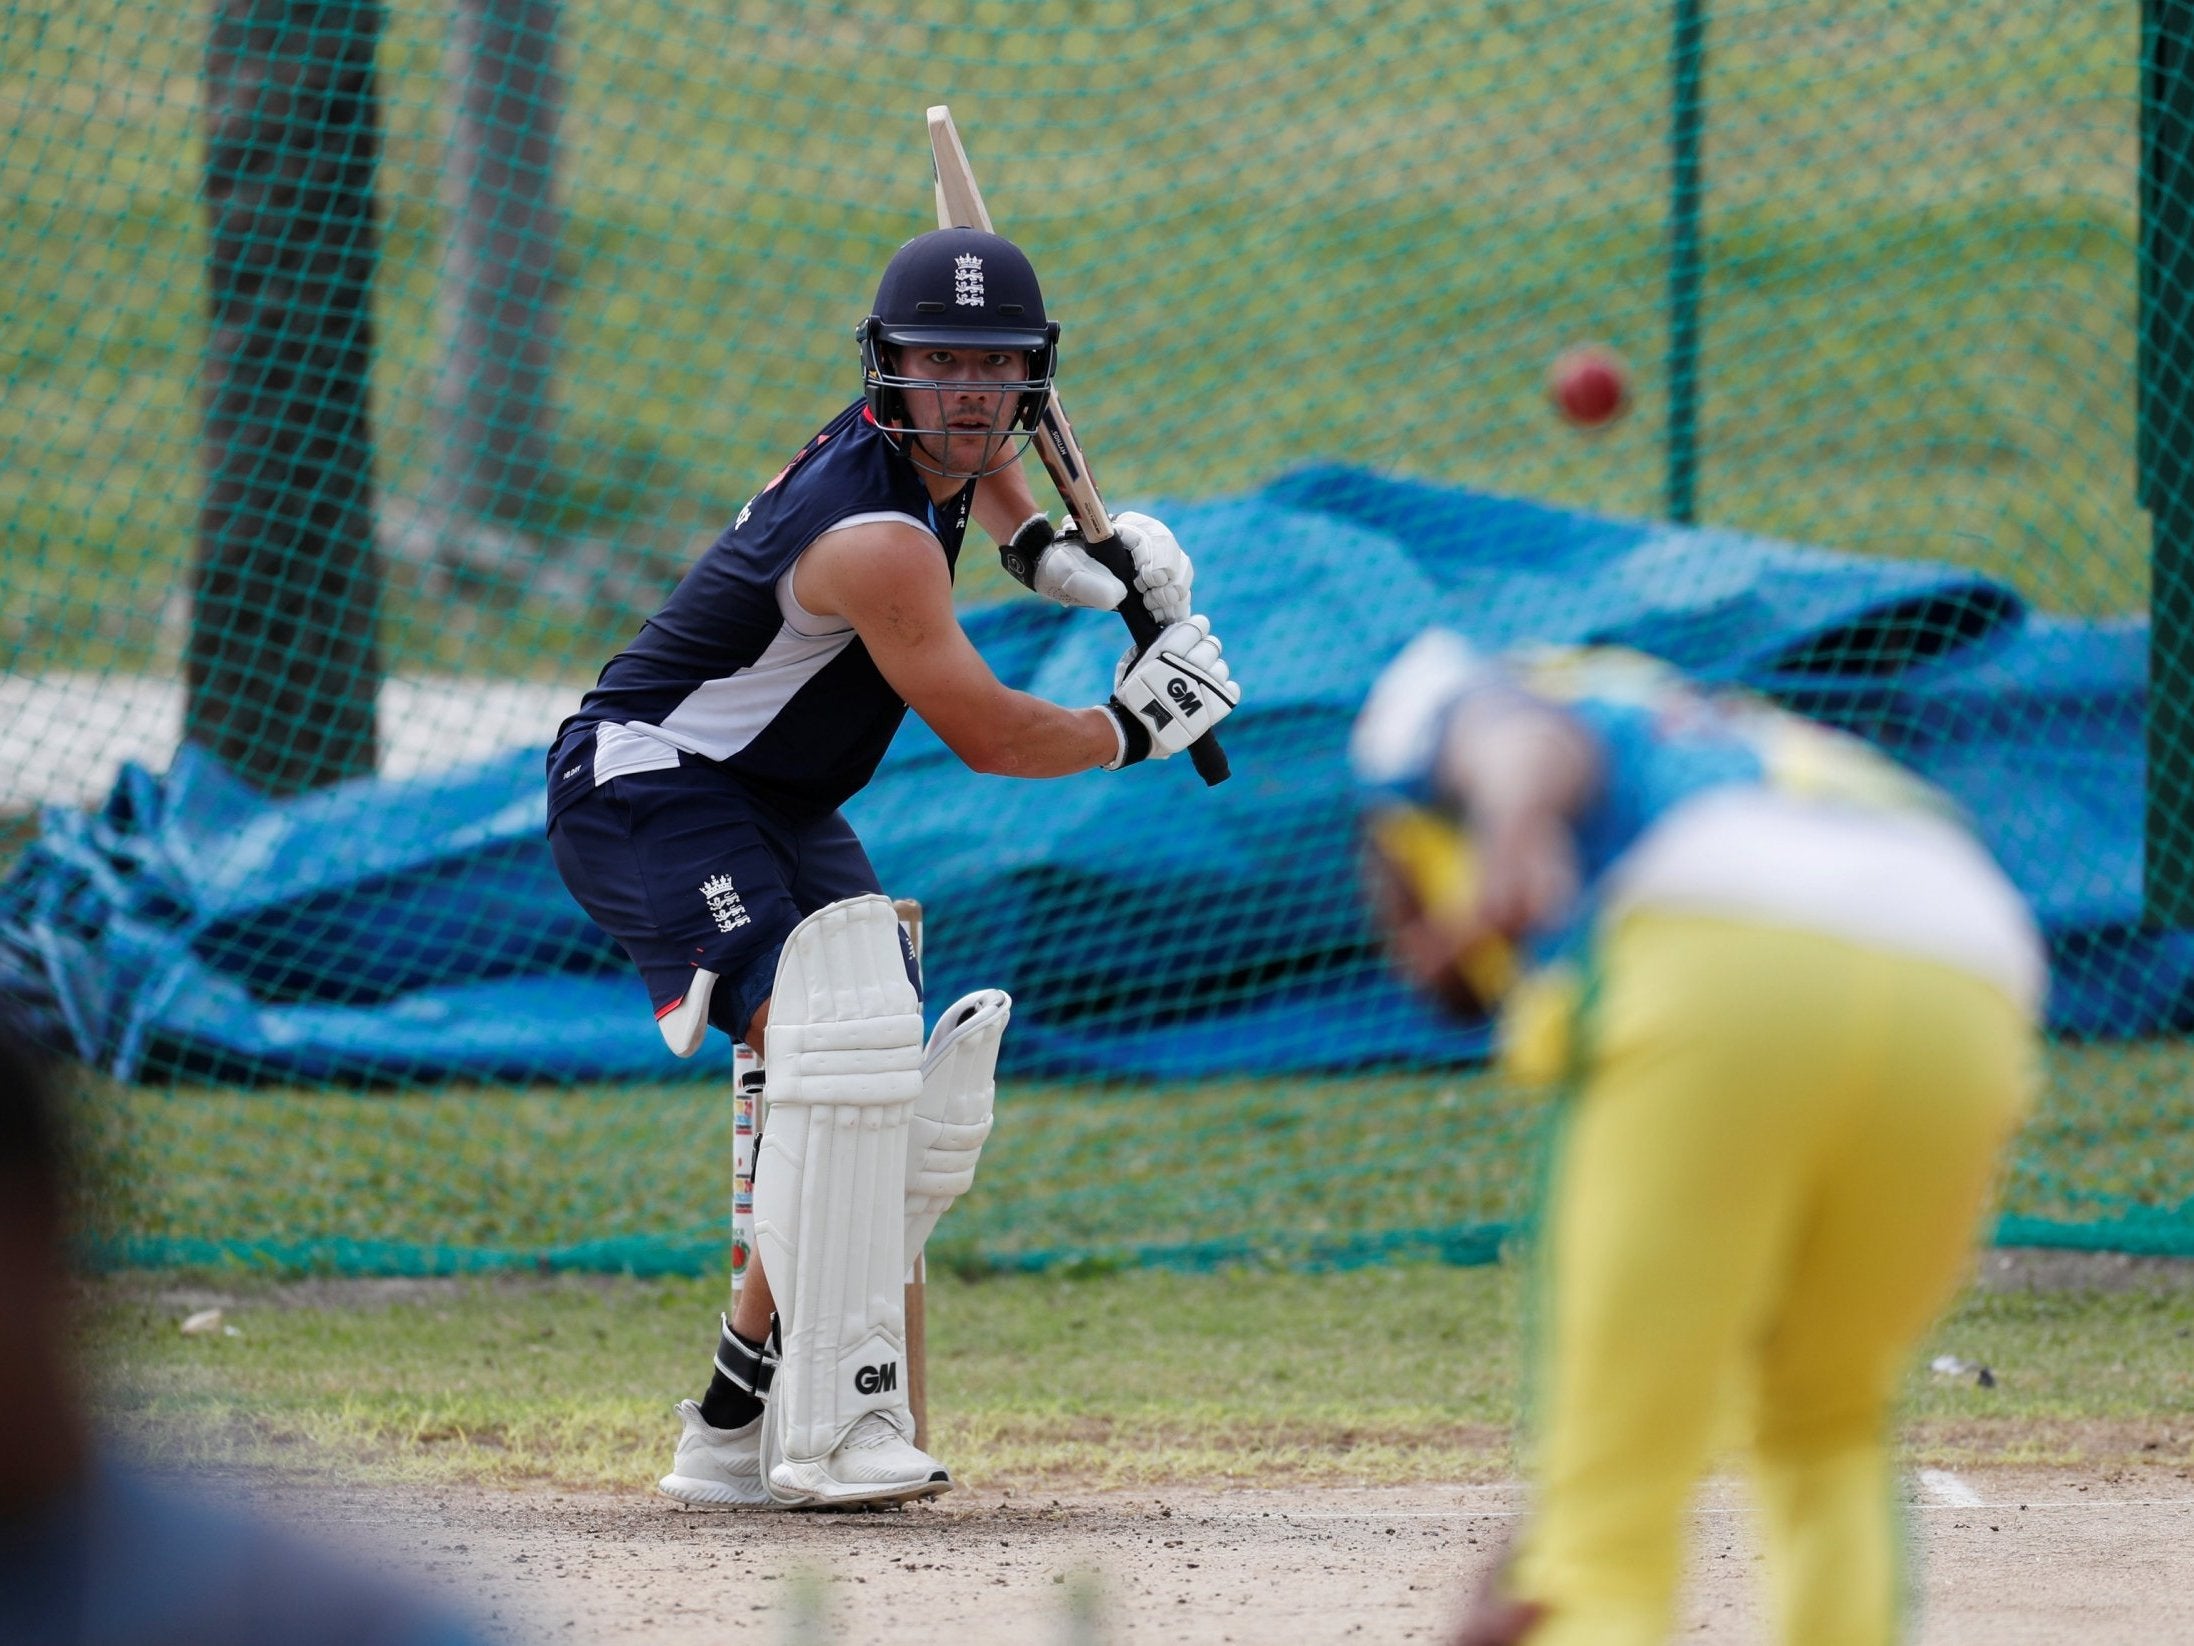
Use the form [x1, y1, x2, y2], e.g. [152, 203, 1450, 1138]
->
[928, 692, 1121, 779]
[973, 463, 1045, 544]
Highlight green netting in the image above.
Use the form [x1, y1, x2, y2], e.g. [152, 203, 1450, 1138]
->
[6, 2, 2191, 1272]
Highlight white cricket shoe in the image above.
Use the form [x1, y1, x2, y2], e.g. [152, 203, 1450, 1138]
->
[657, 1399, 772, 1508]
[766, 1411, 953, 1509]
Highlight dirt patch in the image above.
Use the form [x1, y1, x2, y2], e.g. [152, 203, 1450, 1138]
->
[219, 1468, 2194, 1645]
[1974, 1248, 2194, 1295]
[1906, 1416, 2194, 1470]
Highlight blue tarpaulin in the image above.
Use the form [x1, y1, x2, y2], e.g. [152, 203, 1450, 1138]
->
[5, 466, 2188, 1084]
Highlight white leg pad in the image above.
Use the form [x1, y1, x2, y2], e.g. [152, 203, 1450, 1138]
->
[905, 988, 1008, 1260]
[753, 896, 925, 1483]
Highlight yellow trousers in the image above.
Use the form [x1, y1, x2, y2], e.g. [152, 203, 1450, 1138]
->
[1507, 913, 2035, 1646]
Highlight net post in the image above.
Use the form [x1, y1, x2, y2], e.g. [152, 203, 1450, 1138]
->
[2146, 0, 2194, 924]
[431, 0, 563, 526]
[189, 0, 386, 795]
[1665, 0, 1707, 526]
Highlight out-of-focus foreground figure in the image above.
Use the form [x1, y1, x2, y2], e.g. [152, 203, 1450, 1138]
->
[0, 1002, 486, 1646]
[1352, 637, 2043, 1646]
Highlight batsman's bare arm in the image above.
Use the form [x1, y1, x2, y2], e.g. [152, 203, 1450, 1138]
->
[970, 461, 1045, 546]
[795, 521, 1120, 777]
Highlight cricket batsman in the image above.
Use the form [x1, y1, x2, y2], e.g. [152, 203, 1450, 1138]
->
[1351, 634, 2041, 1646]
[545, 227, 1239, 1508]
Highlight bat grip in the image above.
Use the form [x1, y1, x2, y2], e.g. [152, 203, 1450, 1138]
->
[1084, 534, 1232, 786]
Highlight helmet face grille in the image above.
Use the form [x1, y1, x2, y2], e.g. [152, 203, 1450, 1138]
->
[859, 318, 1054, 481]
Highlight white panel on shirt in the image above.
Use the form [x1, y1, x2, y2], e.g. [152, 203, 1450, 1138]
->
[1601, 788, 2047, 1012]
[590, 511, 933, 778]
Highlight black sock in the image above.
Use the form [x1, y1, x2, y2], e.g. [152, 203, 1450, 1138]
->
[698, 1315, 776, 1431]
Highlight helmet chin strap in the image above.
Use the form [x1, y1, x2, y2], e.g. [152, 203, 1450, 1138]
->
[886, 383, 1035, 481]
[898, 423, 1031, 483]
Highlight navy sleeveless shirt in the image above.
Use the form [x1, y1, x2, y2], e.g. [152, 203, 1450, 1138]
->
[548, 402, 974, 824]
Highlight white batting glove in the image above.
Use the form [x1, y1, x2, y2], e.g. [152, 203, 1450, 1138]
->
[1003, 513, 1123, 609]
[1102, 614, 1240, 768]
[1002, 510, 1196, 623]
[1084, 510, 1194, 624]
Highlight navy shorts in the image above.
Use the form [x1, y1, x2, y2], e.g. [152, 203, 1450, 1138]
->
[548, 762, 912, 1043]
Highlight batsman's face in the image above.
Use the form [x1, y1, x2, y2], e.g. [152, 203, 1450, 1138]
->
[895, 347, 1029, 471]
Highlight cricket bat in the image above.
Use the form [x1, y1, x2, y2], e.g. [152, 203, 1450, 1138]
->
[927, 105, 1231, 786]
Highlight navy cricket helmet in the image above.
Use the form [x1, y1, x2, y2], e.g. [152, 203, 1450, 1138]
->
[859, 228, 1060, 471]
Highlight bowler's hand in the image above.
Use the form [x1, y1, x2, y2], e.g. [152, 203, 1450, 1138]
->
[1448, 1594, 1546, 1646]
[1469, 805, 1579, 944]
[1444, 1540, 1546, 1646]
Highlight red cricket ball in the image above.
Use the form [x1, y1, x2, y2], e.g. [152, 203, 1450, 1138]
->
[1549, 345, 1630, 429]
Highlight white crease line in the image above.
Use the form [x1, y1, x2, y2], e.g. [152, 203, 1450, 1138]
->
[1186, 1510, 1532, 1521]
[1909, 1497, 2194, 1512]
[1920, 1469, 1985, 1507]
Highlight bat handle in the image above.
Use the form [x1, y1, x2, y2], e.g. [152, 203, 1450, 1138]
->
[1083, 534, 1232, 786]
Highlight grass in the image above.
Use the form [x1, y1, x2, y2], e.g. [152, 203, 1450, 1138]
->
[0, 0, 2152, 682]
[81, 1267, 1526, 1493]
[1902, 1276, 2194, 1468]
[81, 1257, 2194, 1494]
[74, 1065, 1550, 1268]
[71, 1035, 2194, 1274]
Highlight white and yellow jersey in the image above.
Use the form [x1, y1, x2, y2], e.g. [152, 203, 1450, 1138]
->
[1357, 641, 2044, 1013]
[1520, 646, 2043, 1011]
